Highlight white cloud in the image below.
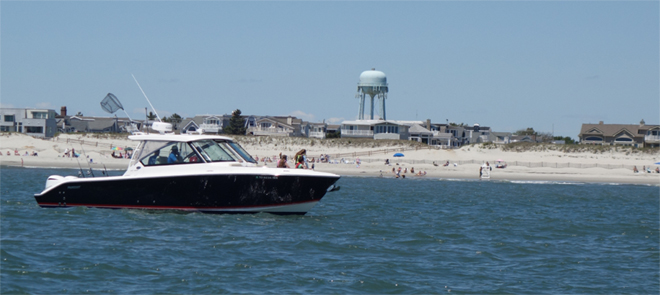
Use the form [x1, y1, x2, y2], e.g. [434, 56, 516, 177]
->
[326, 117, 345, 124]
[289, 110, 315, 121]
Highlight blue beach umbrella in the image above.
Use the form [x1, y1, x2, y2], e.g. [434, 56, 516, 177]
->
[655, 162, 660, 165]
[393, 153, 404, 157]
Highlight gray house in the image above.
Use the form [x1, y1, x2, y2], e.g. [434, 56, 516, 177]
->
[0, 108, 58, 138]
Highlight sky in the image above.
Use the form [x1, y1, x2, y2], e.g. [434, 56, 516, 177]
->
[1, 1, 658, 138]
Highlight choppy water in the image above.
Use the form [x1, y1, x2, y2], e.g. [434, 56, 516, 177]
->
[1, 166, 658, 294]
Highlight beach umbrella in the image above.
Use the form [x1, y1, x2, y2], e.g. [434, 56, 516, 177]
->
[112, 147, 123, 151]
[497, 159, 504, 162]
[655, 162, 660, 165]
[393, 153, 404, 157]
[125, 147, 134, 151]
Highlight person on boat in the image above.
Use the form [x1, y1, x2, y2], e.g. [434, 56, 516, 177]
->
[148, 150, 160, 165]
[168, 146, 182, 163]
[277, 155, 290, 168]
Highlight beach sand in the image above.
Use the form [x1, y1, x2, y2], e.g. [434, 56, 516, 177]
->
[1, 133, 658, 185]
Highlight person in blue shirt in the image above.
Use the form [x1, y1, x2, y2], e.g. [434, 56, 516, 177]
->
[168, 146, 182, 163]
[148, 149, 160, 165]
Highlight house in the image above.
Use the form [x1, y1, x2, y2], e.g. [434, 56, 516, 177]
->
[510, 135, 536, 143]
[0, 108, 58, 138]
[340, 120, 414, 140]
[304, 122, 328, 139]
[180, 114, 258, 135]
[578, 120, 660, 148]
[247, 116, 303, 137]
[492, 132, 512, 144]
[60, 115, 136, 133]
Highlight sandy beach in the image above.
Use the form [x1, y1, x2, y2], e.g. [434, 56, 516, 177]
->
[1, 133, 658, 185]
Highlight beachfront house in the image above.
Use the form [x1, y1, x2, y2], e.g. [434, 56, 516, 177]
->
[247, 116, 303, 137]
[340, 120, 412, 140]
[180, 114, 257, 135]
[578, 120, 660, 148]
[304, 122, 328, 139]
[0, 107, 58, 138]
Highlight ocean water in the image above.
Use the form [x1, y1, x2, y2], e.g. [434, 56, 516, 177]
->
[1, 166, 658, 294]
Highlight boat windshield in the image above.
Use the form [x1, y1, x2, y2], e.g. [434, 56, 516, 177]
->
[226, 141, 257, 164]
[190, 140, 237, 162]
[139, 141, 205, 166]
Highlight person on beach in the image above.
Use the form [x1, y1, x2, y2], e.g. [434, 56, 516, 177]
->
[295, 156, 305, 169]
[403, 168, 408, 173]
[633, 166, 639, 173]
[385, 159, 390, 165]
[277, 155, 290, 168]
[14, 149, 19, 156]
[6, 151, 9, 156]
[411, 167, 415, 174]
[479, 166, 483, 178]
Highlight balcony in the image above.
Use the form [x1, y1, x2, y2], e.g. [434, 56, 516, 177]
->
[341, 130, 373, 137]
[308, 131, 325, 139]
[247, 127, 293, 137]
[200, 124, 222, 133]
[645, 135, 660, 143]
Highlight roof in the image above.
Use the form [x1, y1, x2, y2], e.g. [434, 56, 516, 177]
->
[128, 134, 234, 142]
[408, 124, 433, 135]
[579, 122, 658, 138]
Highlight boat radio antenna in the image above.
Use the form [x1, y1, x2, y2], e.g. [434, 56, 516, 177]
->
[131, 74, 161, 122]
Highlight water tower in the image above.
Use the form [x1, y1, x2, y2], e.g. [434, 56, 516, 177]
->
[356, 68, 388, 120]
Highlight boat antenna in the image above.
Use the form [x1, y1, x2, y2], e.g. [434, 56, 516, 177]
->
[79, 144, 95, 177]
[73, 148, 85, 178]
[132, 74, 161, 122]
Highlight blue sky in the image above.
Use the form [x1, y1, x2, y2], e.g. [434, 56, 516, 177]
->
[2, 1, 658, 138]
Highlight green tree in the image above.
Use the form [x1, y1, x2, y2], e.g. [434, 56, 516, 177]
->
[223, 109, 246, 135]
[147, 112, 157, 120]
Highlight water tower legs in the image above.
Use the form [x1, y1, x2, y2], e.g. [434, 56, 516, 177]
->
[357, 93, 365, 120]
[370, 94, 375, 120]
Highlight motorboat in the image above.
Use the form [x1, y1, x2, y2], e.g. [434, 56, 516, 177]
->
[34, 133, 340, 215]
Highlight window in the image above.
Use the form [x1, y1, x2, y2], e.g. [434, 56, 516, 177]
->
[32, 112, 48, 119]
[4, 115, 15, 122]
[260, 122, 271, 128]
[226, 141, 257, 163]
[25, 126, 43, 133]
[140, 141, 204, 166]
[585, 137, 603, 141]
[615, 137, 633, 142]
[193, 140, 237, 162]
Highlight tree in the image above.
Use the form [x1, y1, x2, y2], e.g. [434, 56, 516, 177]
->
[223, 109, 246, 135]
[147, 112, 156, 120]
